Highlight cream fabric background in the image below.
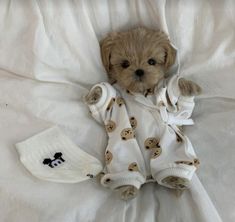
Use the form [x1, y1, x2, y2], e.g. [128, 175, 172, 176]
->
[0, 0, 234, 221]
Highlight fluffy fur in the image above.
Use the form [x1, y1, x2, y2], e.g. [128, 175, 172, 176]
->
[100, 26, 201, 96]
[100, 27, 176, 93]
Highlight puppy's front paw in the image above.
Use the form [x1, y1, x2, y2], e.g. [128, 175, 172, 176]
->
[85, 86, 102, 104]
[178, 78, 201, 96]
[117, 185, 139, 200]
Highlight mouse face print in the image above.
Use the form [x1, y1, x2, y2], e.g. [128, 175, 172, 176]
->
[43, 152, 65, 168]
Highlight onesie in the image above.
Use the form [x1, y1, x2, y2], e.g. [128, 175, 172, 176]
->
[87, 74, 200, 190]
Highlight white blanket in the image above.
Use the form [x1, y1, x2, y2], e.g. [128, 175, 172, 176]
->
[0, 0, 234, 221]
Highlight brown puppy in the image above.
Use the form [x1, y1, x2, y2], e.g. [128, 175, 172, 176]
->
[100, 27, 201, 95]
[86, 27, 201, 200]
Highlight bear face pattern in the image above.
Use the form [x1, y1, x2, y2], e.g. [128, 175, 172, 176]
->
[129, 117, 137, 129]
[121, 128, 135, 140]
[144, 137, 160, 150]
[105, 150, 113, 164]
[151, 147, 162, 159]
[116, 97, 125, 107]
[161, 176, 189, 189]
[106, 98, 116, 111]
[105, 120, 116, 133]
[128, 162, 139, 172]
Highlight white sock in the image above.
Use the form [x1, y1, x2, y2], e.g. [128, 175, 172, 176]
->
[15, 126, 103, 183]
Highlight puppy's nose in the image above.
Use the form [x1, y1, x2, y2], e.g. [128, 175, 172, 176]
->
[135, 69, 144, 77]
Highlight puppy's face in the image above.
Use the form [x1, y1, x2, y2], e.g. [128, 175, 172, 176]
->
[100, 27, 176, 93]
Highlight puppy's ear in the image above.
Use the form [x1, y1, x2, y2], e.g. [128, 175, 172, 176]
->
[164, 43, 176, 70]
[100, 33, 117, 74]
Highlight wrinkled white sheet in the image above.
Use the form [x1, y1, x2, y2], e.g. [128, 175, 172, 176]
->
[0, 0, 234, 221]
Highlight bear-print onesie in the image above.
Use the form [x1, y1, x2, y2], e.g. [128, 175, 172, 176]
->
[88, 74, 200, 190]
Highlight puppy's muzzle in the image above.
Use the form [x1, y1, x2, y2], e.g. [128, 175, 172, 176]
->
[135, 69, 144, 77]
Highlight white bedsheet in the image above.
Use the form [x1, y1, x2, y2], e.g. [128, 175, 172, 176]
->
[0, 0, 234, 221]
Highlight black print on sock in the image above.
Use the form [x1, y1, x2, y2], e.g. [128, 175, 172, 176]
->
[43, 152, 65, 168]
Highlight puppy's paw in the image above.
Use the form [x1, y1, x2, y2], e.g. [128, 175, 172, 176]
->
[162, 176, 190, 190]
[173, 189, 185, 197]
[178, 78, 201, 96]
[85, 86, 102, 104]
[117, 185, 139, 200]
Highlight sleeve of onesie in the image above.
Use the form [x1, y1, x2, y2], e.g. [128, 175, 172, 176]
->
[87, 82, 146, 190]
[164, 74, 195, 126]
[151, 75, 200, 189]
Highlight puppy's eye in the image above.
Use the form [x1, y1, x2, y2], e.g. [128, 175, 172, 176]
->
[121, 60, 130, 69]
[148, 58, 156, 65]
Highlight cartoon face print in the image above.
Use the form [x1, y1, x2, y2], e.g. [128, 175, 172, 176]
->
[128, 162, 139, 172]
[121, 128, 135, 140]
[43, 152, 65, 168]
[106, 98, 116, 111]
[144, 137, 160, 150]
[175, 160, 194, 166]
[105, 150, 113, 164]
[116, 97, 125, 107]
[105, 120, 116, 133]
[129, 116, 137, 129]
[151, 147, 162, 159]
[162, 176, 190, 189]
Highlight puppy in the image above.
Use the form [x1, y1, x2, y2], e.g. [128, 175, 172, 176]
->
[86, 27, 201, 200]
[100, 27, 201, 95]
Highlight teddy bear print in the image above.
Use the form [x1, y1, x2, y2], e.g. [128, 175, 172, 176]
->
[106, 98, 116, 111]
[121, 128, 135, 140]
[105, 150, 113, 164]
[128, 162, 139, 172]
[129, 116, 137, 129]
[162, 176, 189, 189]
[144, 137, 160, 150]
[116, 97, 125, 107]
[151, 147, 162, 159]
[105, 120, 116, 133]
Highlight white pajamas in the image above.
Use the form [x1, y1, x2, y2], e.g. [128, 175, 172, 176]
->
[88, 74, 199, 190]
